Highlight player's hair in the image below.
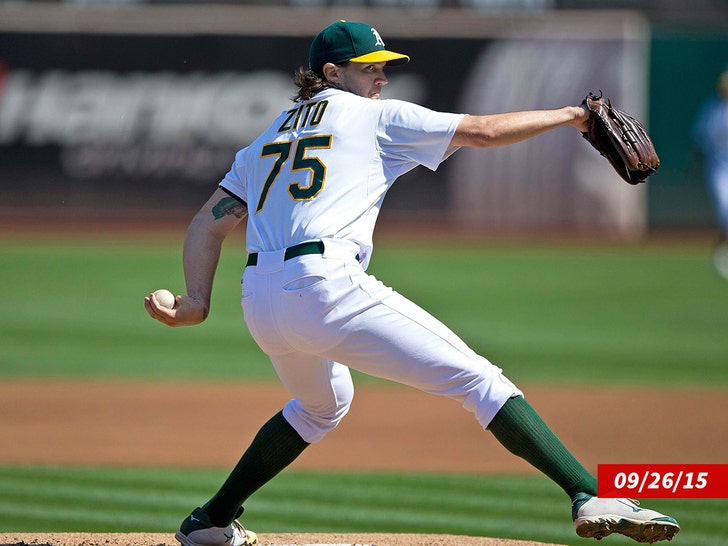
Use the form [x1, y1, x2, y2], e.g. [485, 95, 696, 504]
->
[293, 68, 328, 101]
[292, 63, 349, 102]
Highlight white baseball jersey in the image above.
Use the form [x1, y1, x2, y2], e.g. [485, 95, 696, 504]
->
[223, 87, 521, 445]
[220, 88, 464, 269]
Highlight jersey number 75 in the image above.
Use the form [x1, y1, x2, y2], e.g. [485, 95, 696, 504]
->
[255, 135, 333, 213]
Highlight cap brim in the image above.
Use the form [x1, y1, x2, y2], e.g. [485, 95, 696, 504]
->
[349, 50, 410, 66]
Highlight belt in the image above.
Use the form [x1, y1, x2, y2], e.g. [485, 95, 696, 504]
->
[246, 241, 325, 267]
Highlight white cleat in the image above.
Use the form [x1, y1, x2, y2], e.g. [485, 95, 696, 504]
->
[573, 495, 679, 543]
[175, 507, 258, 546]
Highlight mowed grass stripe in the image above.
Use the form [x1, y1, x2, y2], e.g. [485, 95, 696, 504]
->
[2, 466, 726, 545]
[2, 239, 727, 385]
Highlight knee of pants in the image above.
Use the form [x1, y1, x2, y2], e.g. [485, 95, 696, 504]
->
[282, 385, 354, 444]
[460, 367, 523, 430]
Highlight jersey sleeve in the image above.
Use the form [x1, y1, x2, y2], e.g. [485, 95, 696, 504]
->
[378, 100, 465, 172]
[219, 147, 249, 205]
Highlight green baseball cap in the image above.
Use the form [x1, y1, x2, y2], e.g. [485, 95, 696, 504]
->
[309, 21, 410, 73]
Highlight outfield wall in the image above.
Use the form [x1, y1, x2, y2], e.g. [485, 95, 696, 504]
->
[0, 5, 718, 236]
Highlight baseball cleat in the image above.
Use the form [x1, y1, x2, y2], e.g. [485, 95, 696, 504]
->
[175, 507, 258, 546]
[572, 494, 679, 543]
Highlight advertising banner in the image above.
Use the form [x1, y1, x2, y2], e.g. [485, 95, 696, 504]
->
[0, 7, 649, 236]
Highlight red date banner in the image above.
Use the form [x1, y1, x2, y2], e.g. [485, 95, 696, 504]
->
[598, 464, 728, 498]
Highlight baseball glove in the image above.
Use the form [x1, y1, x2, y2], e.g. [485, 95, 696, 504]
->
[581, 91, 660, 185]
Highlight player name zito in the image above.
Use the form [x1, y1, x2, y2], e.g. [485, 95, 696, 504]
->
[278, 100, 329, 133]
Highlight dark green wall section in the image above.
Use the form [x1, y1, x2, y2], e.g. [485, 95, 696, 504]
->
[649, 26, 728, 230]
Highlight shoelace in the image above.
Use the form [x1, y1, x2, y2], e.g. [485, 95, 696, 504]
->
[231, 520, 255, 545]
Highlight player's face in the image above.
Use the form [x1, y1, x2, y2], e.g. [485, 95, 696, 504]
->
[334, 62, 389, 99]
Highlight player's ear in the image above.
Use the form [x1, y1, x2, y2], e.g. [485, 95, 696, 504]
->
[322, 63, 340, 84]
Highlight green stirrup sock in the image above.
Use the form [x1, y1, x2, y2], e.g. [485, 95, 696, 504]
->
[488, 396, 597, 501]
[202, 410, 310, 527]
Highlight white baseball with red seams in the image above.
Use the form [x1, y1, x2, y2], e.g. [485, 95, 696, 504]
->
[153, 289, 175, 309]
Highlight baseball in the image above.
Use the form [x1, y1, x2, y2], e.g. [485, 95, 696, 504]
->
[153, 288, 176, 309]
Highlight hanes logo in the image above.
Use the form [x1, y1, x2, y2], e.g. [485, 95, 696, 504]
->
[0, 68, 291, 147]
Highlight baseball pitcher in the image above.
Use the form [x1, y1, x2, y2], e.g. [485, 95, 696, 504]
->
[145, 20, 679, 546]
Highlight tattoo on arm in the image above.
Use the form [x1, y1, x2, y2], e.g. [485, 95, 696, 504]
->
[212, 197, 247, 220]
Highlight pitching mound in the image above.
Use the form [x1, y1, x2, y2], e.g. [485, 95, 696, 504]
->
[0, 533, 566, 546]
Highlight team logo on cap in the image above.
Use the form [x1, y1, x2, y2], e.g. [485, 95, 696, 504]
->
[371, 28, 385, 48]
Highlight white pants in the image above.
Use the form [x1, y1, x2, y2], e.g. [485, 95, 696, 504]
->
[241, 239, 522, 444]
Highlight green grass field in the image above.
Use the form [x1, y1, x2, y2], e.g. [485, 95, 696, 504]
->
[1, 234, 727, 544]
[0, 466, 725, 546]
[2, 236, 727, 385]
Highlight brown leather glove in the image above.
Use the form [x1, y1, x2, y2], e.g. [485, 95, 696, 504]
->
[581, 92, 660, 185]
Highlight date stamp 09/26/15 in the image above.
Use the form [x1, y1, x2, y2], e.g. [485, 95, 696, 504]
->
[598, 464, 728, 498]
